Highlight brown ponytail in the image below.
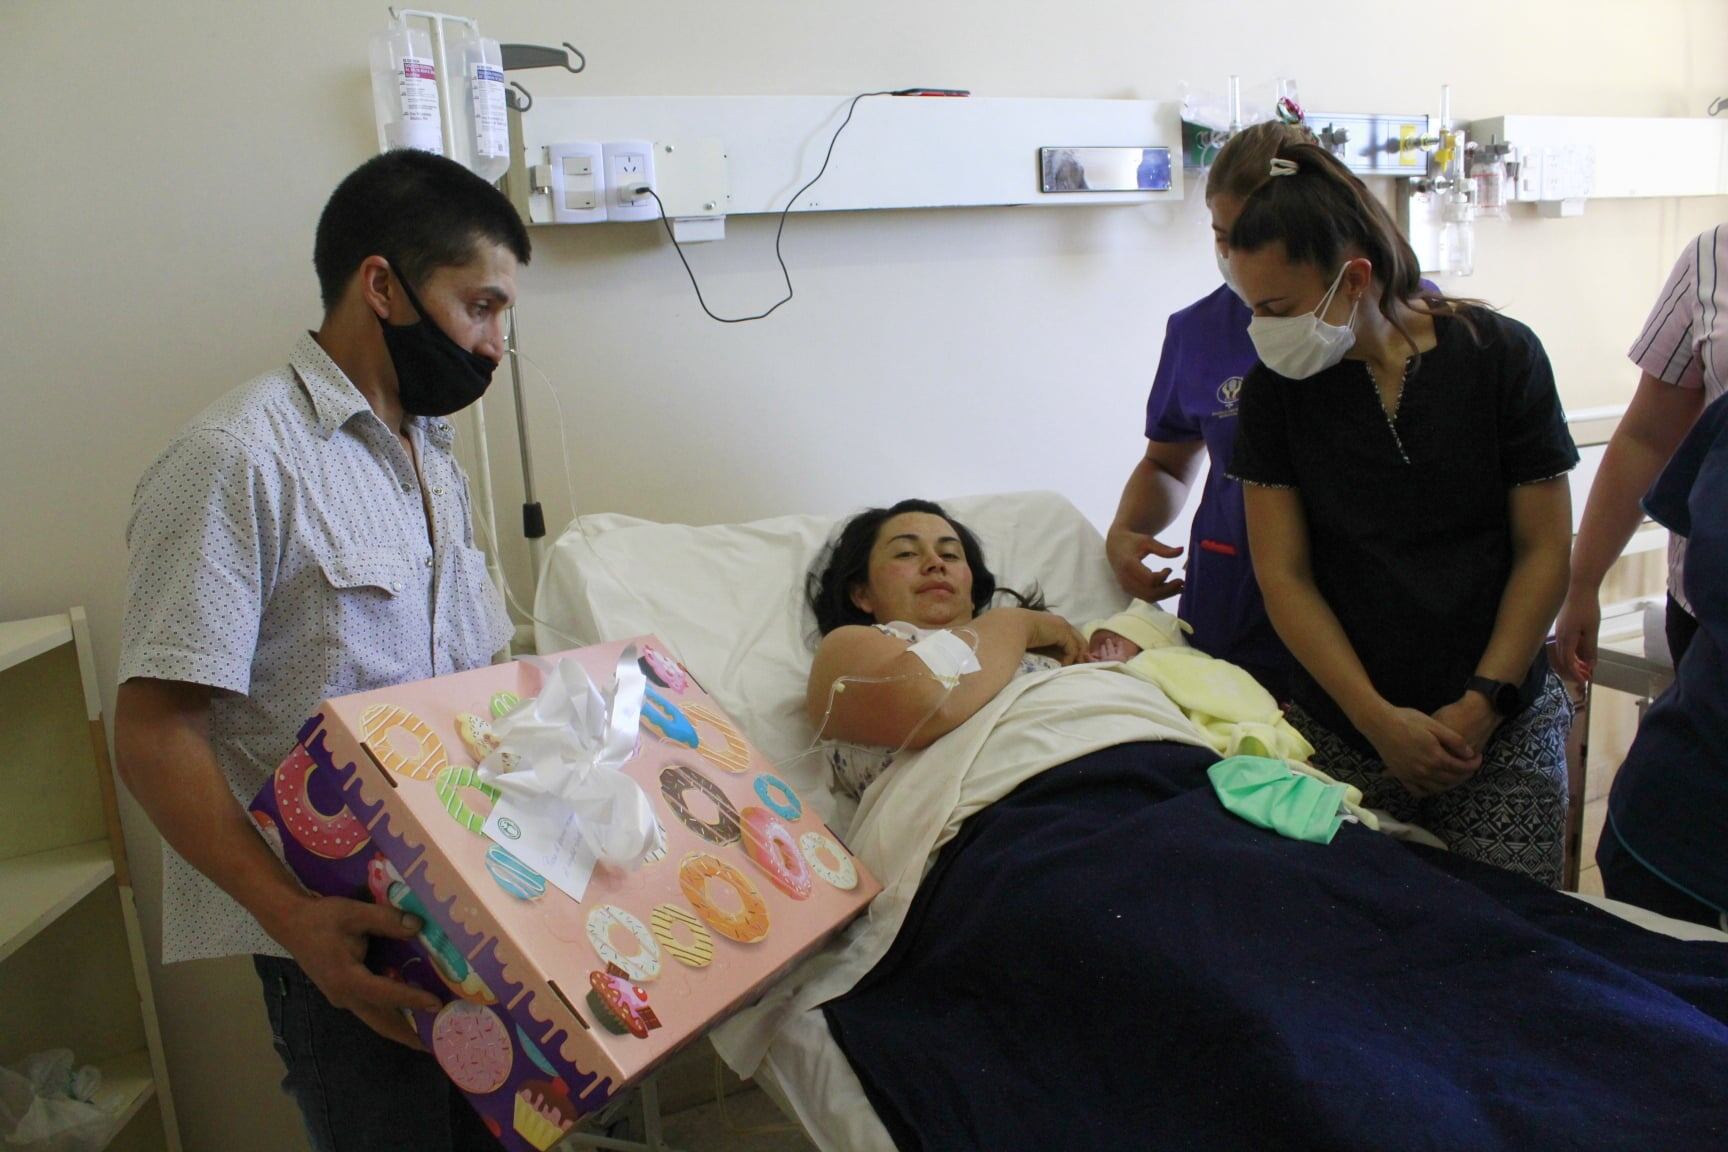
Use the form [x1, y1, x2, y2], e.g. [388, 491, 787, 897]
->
[1204, 120, 1318, 204]
[1226, 141, 1483, 351]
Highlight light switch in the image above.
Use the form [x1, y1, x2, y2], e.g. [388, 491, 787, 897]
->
[546, 141, 608, 224]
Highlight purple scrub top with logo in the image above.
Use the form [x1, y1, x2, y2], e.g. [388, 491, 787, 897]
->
[1144, 284, 1295, 697]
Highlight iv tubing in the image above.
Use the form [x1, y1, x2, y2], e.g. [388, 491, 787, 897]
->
[392, 7, 512, 651]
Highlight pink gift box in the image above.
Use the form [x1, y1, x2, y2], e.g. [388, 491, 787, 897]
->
[248, 637, 877, 1150]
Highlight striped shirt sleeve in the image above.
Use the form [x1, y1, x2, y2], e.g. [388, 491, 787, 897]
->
[1629, 229, 1718, 390]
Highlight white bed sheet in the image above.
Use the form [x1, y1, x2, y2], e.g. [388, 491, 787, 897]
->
[534, 490, 1130, 830]
[533, 491, 1728, 1152]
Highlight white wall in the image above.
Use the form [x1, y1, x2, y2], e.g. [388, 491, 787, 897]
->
[4, 2, 1725, 1149]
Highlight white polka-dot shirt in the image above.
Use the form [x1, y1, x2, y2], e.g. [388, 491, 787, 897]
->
[119, 333, 514, 963]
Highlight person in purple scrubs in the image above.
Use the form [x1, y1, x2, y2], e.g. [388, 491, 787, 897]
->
[1107, 121, 1311, 699]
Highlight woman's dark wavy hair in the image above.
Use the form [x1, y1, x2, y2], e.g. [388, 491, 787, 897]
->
[807, 499, 1046, 637]
[1226, 140, 1488, 355]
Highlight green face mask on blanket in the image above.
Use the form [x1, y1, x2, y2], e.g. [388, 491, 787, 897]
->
[1207, 755, 1349, 845]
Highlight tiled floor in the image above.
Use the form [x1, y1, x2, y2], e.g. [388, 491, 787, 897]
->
[566, 1084, 817, 1152]
[659, 1085, 818, 1152]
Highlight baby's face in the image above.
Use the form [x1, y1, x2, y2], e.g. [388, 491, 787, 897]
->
[1086, 629, 1140, 663]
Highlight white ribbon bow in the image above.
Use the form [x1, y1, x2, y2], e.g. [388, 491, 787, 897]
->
[477, 646, 665, 868]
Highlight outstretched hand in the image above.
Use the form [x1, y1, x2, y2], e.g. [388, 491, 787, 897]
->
[1106, 527, 1185, 603]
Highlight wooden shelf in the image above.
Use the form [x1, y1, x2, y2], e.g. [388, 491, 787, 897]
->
[0, 606, 180, 1148]
[91, 1048, 160, 1145]
[0, 614, 72, 676]
[0, 840, 115, 963]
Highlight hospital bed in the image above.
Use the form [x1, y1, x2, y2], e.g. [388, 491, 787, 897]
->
[536, 490, 1728, 1152]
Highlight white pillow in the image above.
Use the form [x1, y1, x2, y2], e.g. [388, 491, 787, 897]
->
[534, 491, 1128, 825]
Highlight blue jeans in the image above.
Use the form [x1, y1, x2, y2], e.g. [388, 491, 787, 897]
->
[254, 955, 501, 1152]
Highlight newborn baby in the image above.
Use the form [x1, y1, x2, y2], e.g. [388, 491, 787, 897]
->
[1082, 599, 1192, 662]
[1080, 599, 1312, 765]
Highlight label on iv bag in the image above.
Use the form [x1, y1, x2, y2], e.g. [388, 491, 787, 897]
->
[391, 55, 442, 153]
[398, 57, 440, 122]
[471, 63, 509, 159]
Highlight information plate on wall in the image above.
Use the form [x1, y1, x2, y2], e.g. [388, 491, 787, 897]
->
[1040, 147, 1172, 192]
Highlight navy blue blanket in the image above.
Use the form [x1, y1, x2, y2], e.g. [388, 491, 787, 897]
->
[824, 742, 1728, 1151]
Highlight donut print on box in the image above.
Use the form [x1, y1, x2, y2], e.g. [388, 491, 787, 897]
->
[640, 684, 699, 748]
[659, 762, 741, 846]
[685, 703, 753, 774]
[432, 1001, 514, 1094]
[360, 703, 449, 781]
[678, 853, 771, 944]
[247, 635, 879, 1151]
[650, 902, 714, 968]
[740, 806, 812, 900]
[272, 743, 368, 859]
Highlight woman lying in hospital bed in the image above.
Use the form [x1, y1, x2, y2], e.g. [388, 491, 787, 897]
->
[537, 492, 1728, 1152]
[808, 499, 1316, 803]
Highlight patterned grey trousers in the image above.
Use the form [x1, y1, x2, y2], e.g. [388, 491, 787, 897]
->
[1288, 672, 1572, 887]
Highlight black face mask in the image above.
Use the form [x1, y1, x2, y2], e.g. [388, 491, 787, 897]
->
[378, 262, 499, 418]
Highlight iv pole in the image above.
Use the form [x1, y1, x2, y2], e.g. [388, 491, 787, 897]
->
[504, 306, 546, 581]
[387, 14, 590, 654]
[390, 8, 513, 650]
[492, 43, 583, 627]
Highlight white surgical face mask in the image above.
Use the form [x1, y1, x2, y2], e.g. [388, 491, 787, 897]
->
[1217, 248, 1243, 302]
[1246, 262, 1359, 380]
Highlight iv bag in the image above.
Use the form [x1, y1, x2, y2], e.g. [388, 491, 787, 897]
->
[371, 26, 443, 155]
[451, 27, 510, 183]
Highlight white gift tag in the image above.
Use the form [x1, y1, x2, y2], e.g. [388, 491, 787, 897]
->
[484, 792, 598, 902]
[475, 646, 665, 901]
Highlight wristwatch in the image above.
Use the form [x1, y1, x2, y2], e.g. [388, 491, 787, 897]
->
[1465, 675, 1522, 718]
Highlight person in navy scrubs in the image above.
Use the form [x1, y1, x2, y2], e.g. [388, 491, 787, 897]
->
[1227, 141, 1578, 886]
[1107, 121, 1312, 699]
[1598, 390, 1728, 928]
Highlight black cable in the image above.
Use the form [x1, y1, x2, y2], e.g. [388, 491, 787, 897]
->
[640, 90, 896, 323]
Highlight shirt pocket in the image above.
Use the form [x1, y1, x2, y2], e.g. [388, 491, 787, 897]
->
[443, 542, 515, 668]
[316, 550, 424, 694]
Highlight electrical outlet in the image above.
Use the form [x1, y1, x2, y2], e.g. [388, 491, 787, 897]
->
[614, 154, 647, 202]
[602, 139, 658, 223]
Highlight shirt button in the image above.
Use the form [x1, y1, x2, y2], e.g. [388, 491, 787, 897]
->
[425, 556, 434, 568]
[391, 581, 404, 592]
[432, 486, 446, 496]
[401, 482, 414, 494]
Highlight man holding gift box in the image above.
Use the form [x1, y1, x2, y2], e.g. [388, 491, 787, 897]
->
[115, 150, 528, 1151]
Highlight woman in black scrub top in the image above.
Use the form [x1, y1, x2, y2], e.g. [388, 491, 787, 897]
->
[1225, 143, 1579, 886]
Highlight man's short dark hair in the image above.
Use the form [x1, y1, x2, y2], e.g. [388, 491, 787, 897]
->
[313, 149, 532, 311]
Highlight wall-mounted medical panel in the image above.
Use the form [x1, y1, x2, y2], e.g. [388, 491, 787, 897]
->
[1469, 115, 1728, 203]
[512, 95, 1182, 225]
[1184, 111, 1433, 177]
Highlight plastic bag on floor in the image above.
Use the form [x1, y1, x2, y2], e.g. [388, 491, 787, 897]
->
[0, 1050, 114, 1152]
